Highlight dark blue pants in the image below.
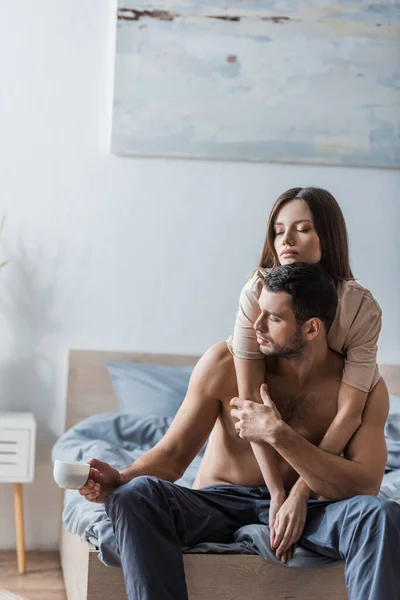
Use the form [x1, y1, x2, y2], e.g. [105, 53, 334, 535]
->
[105, 476, 400, 600]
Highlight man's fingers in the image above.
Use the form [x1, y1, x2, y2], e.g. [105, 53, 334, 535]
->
[260, 384, 280, 416]
[276, 524, 295, 553]
[86, 483, 100, 498]
[87, 467, 104, 484]
[235, 424, 246, 439]
[280, 550, 289, 564]
[82, 482, 100, 501]
[85, 491, 99, 501]
[272, 516, 287, 550]
[279, 546, 294, 563]
[79, 479, 100, 498]
[275, 546, 290, 564]
[291, 527, 301, 545]
[292, 525, 304, 545]
[260, 383, 271, 405]
[230, 398, 257, 410]
[230, 408, 241, 420]
[229, 397, 243, 408]
[89, 458, 108, 469]
[79, 479, 95, 495]
[276, 521, 304, 555]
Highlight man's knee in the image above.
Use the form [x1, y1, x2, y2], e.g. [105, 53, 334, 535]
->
[106, 475, 161, 517]
[345, 495, 400, 524]
[376, 498, 400, 523]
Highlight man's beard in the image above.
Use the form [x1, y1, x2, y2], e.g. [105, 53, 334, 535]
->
[259, 325, 305, 358]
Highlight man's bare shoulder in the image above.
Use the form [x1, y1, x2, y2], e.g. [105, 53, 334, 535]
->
[193, 341, 237, 399]
[326, 348, 345, 381]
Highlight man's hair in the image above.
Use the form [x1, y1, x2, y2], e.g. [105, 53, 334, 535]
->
[264, 263, 338, 333]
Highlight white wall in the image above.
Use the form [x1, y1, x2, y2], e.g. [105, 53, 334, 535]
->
[0, 0, 398, 549]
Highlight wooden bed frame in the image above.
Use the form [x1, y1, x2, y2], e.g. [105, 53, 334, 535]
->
[60, 349, 400, 600]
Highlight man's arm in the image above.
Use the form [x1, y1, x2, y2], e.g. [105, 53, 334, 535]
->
[231, 379, 389, 501]
[269, 378, 389, 500]
[119, 343, 224, 485]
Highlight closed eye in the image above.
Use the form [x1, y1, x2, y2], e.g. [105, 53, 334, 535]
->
[275, 229, 310, 235]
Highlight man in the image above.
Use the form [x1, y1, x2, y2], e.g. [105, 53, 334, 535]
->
[79, 263, 399, 600]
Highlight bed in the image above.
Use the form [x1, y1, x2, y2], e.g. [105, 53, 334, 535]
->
[58, 350, 400, 600]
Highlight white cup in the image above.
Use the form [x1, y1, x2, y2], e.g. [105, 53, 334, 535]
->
[53, 459, 90, 490]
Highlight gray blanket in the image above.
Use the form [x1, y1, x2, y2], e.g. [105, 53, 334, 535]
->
[52, 408, 400, 570]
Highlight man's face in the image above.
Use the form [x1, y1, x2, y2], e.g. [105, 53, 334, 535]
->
[254, 288, 305, 358]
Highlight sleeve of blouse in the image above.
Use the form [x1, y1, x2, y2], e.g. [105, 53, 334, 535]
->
[231, 272, 264, 360]
[342, 294, 382, 393]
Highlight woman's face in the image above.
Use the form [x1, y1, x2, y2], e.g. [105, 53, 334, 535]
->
[273, 199, 322, 265]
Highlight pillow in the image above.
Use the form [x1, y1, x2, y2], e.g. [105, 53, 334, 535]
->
[389, 394, 400, 416]
[106, 360, 194, 418]
[386, 395, 400, 470]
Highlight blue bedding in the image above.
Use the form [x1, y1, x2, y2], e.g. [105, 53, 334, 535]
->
[52, 409, 400, 569]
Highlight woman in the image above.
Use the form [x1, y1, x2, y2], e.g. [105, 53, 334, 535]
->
[231, 187, 382, 563]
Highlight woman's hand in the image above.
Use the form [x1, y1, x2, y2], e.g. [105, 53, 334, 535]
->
[272, 490, 308, 563]
[269, 491, 286, 551]
[78, 458, 122, 503]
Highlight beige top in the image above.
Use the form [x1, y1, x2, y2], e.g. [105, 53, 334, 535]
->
[232, 270, 382, 393]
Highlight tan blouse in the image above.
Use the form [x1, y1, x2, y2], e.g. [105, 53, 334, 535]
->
[232, 270, 382, 393]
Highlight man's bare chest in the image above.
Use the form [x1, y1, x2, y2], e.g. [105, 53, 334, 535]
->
[268, 382, 339, 436]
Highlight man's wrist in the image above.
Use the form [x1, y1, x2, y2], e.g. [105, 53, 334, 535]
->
[290, 478, 312, 500]
[265, 419, 288, 445]
[119, 468, 132, 486]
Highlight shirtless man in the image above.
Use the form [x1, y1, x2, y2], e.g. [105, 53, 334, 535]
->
[79, 263, 399, 600]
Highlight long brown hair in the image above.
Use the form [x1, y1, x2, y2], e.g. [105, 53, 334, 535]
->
[259, 187, 354, 282]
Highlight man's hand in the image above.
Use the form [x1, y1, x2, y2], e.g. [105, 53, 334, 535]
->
[230, 383, 283, 444]
[272, 490, 308, 563]
[78, 458, 122, 504]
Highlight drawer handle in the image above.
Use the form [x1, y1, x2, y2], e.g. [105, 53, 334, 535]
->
[0, 451, 17, 455]
[0, 461, 17, 465]
[0, 441, 17, 444]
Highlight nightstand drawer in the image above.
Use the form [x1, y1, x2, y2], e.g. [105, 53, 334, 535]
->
[0, 429, 30, 479]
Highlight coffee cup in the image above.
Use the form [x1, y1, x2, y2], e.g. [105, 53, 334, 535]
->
[53, 459, 90, 490]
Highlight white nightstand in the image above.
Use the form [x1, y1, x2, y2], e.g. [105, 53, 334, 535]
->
[0, 412, 36, 573]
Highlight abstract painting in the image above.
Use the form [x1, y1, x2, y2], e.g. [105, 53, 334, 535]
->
[111, 1, 400, 168]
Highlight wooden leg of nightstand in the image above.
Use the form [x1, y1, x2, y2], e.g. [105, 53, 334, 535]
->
[13, 482, 26, 574]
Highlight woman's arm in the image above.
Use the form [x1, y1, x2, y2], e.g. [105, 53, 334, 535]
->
[234, 355, 284, 492]
[290, 291, 382, 499]
[234, 354, 287, 553]
[233, 355, 265, 402]
[270, 378, 389, 500]
[319, 382, 367, 452]
[290, 382, 368, 498]
[232, 273, 286, 520]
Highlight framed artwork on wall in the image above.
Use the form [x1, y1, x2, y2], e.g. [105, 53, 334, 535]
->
[111, 1, 400, 168]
